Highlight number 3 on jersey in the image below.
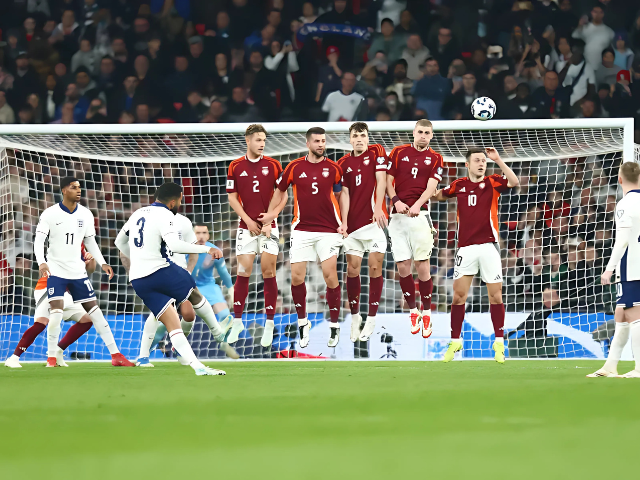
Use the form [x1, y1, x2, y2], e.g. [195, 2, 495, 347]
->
[134, 217, 145, 247]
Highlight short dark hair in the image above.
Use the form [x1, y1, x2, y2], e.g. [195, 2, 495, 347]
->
[155, 182, 183, 202]
[349, 122, 369, 135]
[246, 124, 267, 137]
[465, 146, 485, 160]
[306, 127, 325, 140]
[60, 176, 79, 190]
[193, 223, 209, 231]
[381, 18, 394, 26]
[620, 162, 640, 184]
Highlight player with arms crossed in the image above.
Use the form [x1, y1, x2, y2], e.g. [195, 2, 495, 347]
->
[387, 119, 443, 337]
[5, 247, 132, 367]
[226, 124, 287, 347]
[268, 127, 344, 347]
[337, 122, 389, 342]
[433, 147, 519, 363]
[115, 182, 229, 376]
[24, 177, 133, 367]
[589, 162, 640, 378]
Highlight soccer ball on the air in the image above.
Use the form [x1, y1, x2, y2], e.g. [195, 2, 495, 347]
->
[471, 97, 496, 121]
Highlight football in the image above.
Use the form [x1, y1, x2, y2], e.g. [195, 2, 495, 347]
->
[471, 96, 497, 120]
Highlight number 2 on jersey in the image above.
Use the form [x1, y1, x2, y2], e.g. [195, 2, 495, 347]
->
[134, 217, 145, 247]
[253, 180, 259, 192]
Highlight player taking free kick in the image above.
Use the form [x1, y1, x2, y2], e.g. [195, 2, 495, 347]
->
[26, 177, 133, 367]
[337, 122, 389, 342]
[433, 147, 519, 363]
[115, 182, 229, 376]
[387, 119, 443, 338]
[268, 127, 344, 348]
[226, 124, 287, 347]
[589, 162, 640, 378]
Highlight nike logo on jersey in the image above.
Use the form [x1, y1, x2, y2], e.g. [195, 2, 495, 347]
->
[401, 156, 410, 162]
[240, 171, 248, 176]
[299, 172, 307, 178]
[346, 167, 353, 173]
[459, 187, 465, 193]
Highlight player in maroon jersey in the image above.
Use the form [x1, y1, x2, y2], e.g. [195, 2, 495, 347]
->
[386, 119, 443, 338]
[267, 127, 344, 348]
[433, 147, 519, 363]
[226, 124, 288, 347]
[337, 122, 389, 343]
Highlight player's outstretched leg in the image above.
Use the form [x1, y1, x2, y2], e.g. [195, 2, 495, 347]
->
[619, 318, 640, 378]
[5, 321, 47, 368]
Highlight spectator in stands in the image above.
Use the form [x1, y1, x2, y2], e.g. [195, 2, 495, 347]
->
[402, 34, 430, 81]
[411, 57, 451, 121]
[443, 72, 477, 120]
[375, 106, 391, 121]
[554, 36, 573, 73]
[322, 72, 365, 122]
[382, 91, 410, 121]
[558, 39, 595, 113]
[385, 59, 413, 105]
[71, 38, 100, 76]
[248, 50, 279, 120]
[501, 83, 533, 119]
[135, 103, 151, 123]
[368, 18, 406, 66]
[572, 5, 614, 69]
[164, 55, 194, 104]
[201, 100, 226, 123]
[428, 27, 459, 73]
[300, 2, 317, 24]
[530, 71, 564, 118]
[605, 70, 635, 118]
[355, 60, 385, 102]
[212, 53, 234, 101]
[85, 98, 108, 124]
[57, 82, 89, 123]
[9, 52, 41, 109]
[575, 97, 599, 118]
[316, 46, 343, 104]
[0, 92, 16, 124]
[50, 101, 76, 124]
[225, 86, 261, 123]
[395, 10, 419, 36]
[595, 48, 622, 86]
[109, 75, 138, 122]
[264, 40, 299, 105]
[178, 90, 209, 123]
[315, 0, 360, 70]
[614, 32, 634, 70]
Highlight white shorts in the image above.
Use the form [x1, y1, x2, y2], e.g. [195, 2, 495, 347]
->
[290, 230, 343, 264]
[343, 223, 388, 258]
[34, 290, 85, 322]
[388, 212, 434, 262]
[454, 243, 503, 283]
[236, 225, 280, 256]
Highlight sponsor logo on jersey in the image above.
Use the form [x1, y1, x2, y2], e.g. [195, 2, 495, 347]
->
[77, 219, 83, 228]
[299, 172, 307, 178]
[346, 167, 353, 173]
[262, 167, 269, 176]
[49, 287, 54, 295]
[377, 156, 386, 164]
[479, 182, 485, 189]
[459, 187, 465, 193]
[227, 179, 234, 189]
[401, 156, 410, 162]
[240, 171, 248, 176]
[322, 168, 330, 178]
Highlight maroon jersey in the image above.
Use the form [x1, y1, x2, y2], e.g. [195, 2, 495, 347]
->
[441, 174, 510, 248]
[277, 156, 343, 233]
[388, 144, 444, 212]
[226, 155, 283, 229]
[338, 144, 389, 234]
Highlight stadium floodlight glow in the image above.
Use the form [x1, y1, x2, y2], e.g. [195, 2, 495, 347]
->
[0, 119, 636, 362]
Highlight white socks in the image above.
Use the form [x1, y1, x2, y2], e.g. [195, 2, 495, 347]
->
[88, 306, 119, 355]
[169, 329, 204, 370]
[603, 322, 629, 373]
[181, 319, 194, 337]
[47, 309, 63, 357]
[631, 320, 640, 371]
[494, 337, 504, 345]
[193, 299, 222, 336]
[140, 314, 159, 358]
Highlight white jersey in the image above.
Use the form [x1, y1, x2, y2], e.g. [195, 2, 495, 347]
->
[120, 203, 182, 281]
[611, 190, 640, 282]
[35, 203, 97, 279]
[171, 213, 197, 270]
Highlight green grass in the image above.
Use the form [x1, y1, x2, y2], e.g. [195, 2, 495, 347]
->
[1, 360, 637, 480]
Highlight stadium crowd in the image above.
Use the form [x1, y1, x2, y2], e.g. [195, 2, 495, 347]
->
[0, 0, 638, 138]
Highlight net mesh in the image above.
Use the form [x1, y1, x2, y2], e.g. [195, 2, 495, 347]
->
[0, 126, 634, 361]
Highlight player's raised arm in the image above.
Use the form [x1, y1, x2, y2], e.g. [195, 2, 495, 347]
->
[485, 147, 519, 187]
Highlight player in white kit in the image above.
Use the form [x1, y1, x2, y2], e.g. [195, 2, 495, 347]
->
[589, 162, 640, 378]
[115, 182, 229, 375]
[22, 177, 133, 367]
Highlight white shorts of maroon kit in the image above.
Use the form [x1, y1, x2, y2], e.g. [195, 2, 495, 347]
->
[453, 242, 503, 284]
[34, 290, 85, 322]
[343, 223, 388, 258]
[388, 212, 434, 262]
[235, 224, 280, 257]
[290, 230, 343, 264]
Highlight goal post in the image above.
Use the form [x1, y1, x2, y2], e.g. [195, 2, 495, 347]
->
[0, 118, 635, 362]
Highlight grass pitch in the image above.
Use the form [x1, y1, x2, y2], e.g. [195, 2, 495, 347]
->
[1, 360, 637, 480]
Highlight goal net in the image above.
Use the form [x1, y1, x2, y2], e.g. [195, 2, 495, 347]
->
[0, 119, 635, 362]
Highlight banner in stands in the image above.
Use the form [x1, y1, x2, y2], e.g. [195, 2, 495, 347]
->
[296, 23, 372, 42]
